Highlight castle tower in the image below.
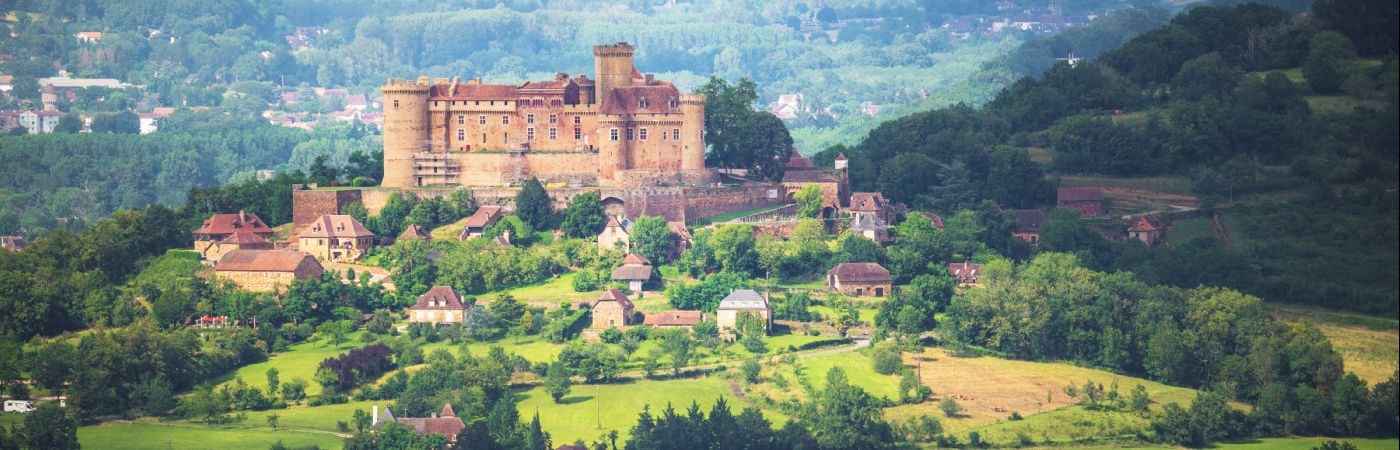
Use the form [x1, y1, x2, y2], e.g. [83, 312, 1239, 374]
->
[598, 118, 628, 184]
[680, 93, 707, 171]
[380, 77, 431, 188]
[593, 43, 635, 109]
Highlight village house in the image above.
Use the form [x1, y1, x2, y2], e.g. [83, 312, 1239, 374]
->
[780, 150, 848, 216]
[1057, 186, 1104, 217]
[667, 221, 692, 259]
[947, 261, 984, 287]
[1012, 209, 1046, 246]
[458, 205, 503, 239]
[0, 235, 24, 252]
[643, 310, 704, 328]
[137, 107, 175, 134]
[297, 214, 375, 262]
[849, 213, 890, 244]
[849, 192, 896, 224]
[1127, 215, 1166, 246]
[598, 216, 632, 251]
[591, 289, 635, 329]
[193, 211, 275, 260]
[408, 285, 468, 324]
[826, 262, 892, 297]
[371, 404, 465, 443]
[74, 31, 103, 44]
[611, 253, 653, 292]
[17, 110, 64, 133]
[214, 250, 323, 292]
[716, 289, 771, 333]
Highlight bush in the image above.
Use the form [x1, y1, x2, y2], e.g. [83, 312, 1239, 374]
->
[741, 358, 762, 383]
[571, 271, 598, 292]
[599, 327, 623, 343]
[871, 345, 903, 375]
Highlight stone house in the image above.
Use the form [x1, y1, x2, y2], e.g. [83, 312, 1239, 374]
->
[214, 250, 323, 292]
[780, 150, 848, 216]
[1127, 215, 1165, 246]
[591, 289, 635, 329]
[408, 285, 468, 324]
[947, 261, 984, 286]
[297, 214, 374, 262]
[611, 253, 653, 292]
[597, 216, 632, 251]
[849, 213, 890, 244]
[371, 404, 465, 444]
[1057, 187, 1104, 217]
[193, 211, 275, 260]
[826, 262, 892, 297]
[667, 221, 692, 259]
[716, 289, 770, 333]
[848, 192, 895, 224]
[1012, 209, 1046, 246]
[201, 230, 275, 262]
[459, 205, 503, 239]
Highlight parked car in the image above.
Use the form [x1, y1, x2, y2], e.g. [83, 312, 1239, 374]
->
[3, 400, 35, 413]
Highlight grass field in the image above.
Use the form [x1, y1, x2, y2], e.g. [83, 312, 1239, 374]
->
[513, 376, 756, 445]
[1212, 437, 1400, 450]
[78, 421, 345, 450]
[1057, 175, 1195, 196]
[1271, 304, 1399, 386]
[215, 333, 369, 397]
[1165, 217, 1214, 244]
[1306, 95, 1389, 115]
[420, 334, 566, 363]
[887, 347, 1201, 443]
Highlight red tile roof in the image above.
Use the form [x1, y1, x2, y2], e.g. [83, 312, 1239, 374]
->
[849, 192, 889, 212]
[919, 212, 945, 229]
[947, 261, 984, 284]
[215, 250, 319, 273]
[826, 262, 891, 283]
[643, 310, 703, 326]
[1012, 209, 1046, 233]
[298, 215, 373, 239]
[599, 85, 682, 115]
[595, 289, 634, 310]
[411, 286, 466, 311]
[622, 253, 651, 266]
[464, 206, 503, 229]
[219, 230, 271, 245]
[429, 83, 519, 101]
[399, 224, 432, 240]
[195, 211, 272, 237]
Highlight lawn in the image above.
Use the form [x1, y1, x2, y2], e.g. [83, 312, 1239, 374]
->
[215, 333, 370, 397]
[755, 350, 901, 404]
[1212, 437, 1399, 450]
[513, 376, 760, 446]
[1271, 304, 1399, 386]
[809, 305, 878, 325]
[887, 347, 1202, 442]
[1165, 217, 1214, 245]
[1057, 174, 1196, 196]
[420, 334, 566, 363]
[491, 271, 603, 306]
[78, 420, 345, 450]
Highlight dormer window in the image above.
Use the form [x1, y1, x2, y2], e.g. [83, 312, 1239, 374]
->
[639, 97, 648, 109]
[669, 97, 679, 108]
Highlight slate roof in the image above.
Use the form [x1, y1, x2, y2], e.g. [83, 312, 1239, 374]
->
[411, 286, 466, 311]
[643, 310, 703, 326]
[215, 250, 318, 273]
[612, 265, 653, 282]
[826, 262, 892, 283]
[298, 215, 373, 239]
[1012, 209, 1046, 233]
[718, 289, 769, 310]
[599, 84, 682, 115]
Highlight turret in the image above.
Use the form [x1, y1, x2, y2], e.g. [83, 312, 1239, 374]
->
[598, 118, 627, 185]
[380, 77, 431, 188]
[680, 93, 706, 171]
[593, 42, 635, 109]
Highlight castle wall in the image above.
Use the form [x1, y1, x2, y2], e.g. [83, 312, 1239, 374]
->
[292, 189, 362, 230]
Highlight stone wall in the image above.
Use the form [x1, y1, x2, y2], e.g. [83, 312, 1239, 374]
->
[291, 189, 362, 230]
[683, 185, 786, 223]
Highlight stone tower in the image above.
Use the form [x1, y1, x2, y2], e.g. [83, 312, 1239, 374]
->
[593, 42, 635, 108]
[380, 77, 431, 188]
[680, 93, 707, 171]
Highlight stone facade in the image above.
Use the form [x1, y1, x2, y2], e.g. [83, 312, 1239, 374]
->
[214, 250, 324, 292]
[826, 262, 893, 297]
[591, 289, 634, 329]
[381, 42, 712, 188]
[716, 289, 771, 333]
[297, 215, 375, 262]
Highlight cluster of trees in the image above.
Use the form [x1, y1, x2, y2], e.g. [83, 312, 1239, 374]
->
[943, 252, 1398, 446]
[317, 344, 395, 395]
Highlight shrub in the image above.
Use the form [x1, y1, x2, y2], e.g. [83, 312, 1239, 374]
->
[871, 345, 903, 375]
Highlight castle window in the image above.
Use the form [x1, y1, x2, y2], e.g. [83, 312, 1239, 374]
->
[549, 114, 557, 124]
[670, 97, 679, 108]
[527, 127, 535, 141]
[626, 128, 634, 140]
[479, 115, 486, 125]
[502, 115, 510, 125]
[672, 129, 680, 140]
[457, 129, 465, 141]
[549, 127, 557, 140]
[639, 97, 648, 109]
[483, 133, 487, 144]
[574, 127, 582, 140]
[552, 99, 563, 107]
[609, 128, 618, 141]
[534, 99, 544, 107]
[457, 115, 464, 125]
[392, 99, 400, 109]
[639, 128, 648, 140]
[527, 114, 534, 124]
[573, 116, 581, 125]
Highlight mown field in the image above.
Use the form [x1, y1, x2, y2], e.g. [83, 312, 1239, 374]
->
[78, 421, 345, 450]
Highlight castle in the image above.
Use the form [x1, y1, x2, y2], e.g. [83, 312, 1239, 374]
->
[381, 42, 712, 188]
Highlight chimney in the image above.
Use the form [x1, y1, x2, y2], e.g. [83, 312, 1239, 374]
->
[239, 210, 248, 223]
[644, 74, 654, 84]
[431, 413, 438, 419]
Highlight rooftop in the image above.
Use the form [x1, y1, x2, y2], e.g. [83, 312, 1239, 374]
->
[215, 250, 318, 273]
[827, 262, 891, 283]
[718, 289, 769, 310]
